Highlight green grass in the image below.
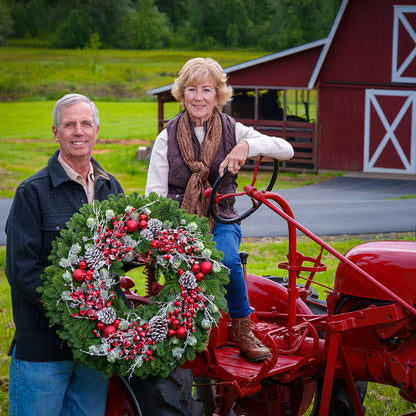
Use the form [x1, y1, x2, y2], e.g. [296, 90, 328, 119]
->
[0, 48, 265, 101]
[0, 101, 181, 140]
[0, 100, 342, 198]
[0, 100, 178, 197]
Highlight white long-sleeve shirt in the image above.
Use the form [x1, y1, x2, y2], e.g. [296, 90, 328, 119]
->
[145, 121, 294, 197]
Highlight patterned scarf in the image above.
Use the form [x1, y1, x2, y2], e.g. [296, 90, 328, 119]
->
[177, 109, 222, 227]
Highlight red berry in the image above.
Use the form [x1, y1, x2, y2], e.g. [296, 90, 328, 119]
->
[73, 268, 85, 282]
[126, 219, 138, 232]
[200, 261, 213, 274]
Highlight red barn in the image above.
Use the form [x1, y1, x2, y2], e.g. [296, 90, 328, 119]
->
[149, 0, 416, 175]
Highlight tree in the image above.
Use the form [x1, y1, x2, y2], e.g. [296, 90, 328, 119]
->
[154, 0, 190, 29]
[55, 9, 93, 48]
[3, 0, 342, 50]
[0, 0, 14, 43]
[83, 0, 135, 48]
[182, 0, 253, 49]
[265, 0, 341, 51]
[113, 0, 171, 49]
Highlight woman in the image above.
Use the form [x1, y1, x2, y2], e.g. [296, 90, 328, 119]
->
[146, 57, 294, 362]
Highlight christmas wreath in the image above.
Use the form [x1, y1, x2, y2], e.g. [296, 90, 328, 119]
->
[39, 193, 229, 379]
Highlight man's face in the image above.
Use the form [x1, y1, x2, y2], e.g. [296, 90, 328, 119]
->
[52, 102, 99, 166]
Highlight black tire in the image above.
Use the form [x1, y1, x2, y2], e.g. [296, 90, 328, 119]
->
[193, 377, 216, 416]
[128, 367, 202, 416]
[309, 379, 367, 416]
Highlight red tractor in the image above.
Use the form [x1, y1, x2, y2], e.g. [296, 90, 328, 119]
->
[105, 160, 416, 416]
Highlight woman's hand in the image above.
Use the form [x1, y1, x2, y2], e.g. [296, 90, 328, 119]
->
[219, 140, 249, 176]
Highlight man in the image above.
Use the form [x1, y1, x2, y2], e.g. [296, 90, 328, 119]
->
[6, 94, 123, 416]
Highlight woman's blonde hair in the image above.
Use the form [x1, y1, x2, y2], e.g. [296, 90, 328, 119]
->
[171, 57, 233, 111]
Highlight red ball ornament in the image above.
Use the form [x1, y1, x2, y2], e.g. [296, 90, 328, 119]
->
[196, 272, 205, 281]
[139, 213, 148, 221]
[172, 319, 181, 329]
[176, 326, 187, 339]
[97, 322, 106, 331]
[103, 325, 117, 338]
[168, 329, 176, 338]
[200, 260, 213, 274]
[191, 263, 200, 273]
[126, 219, 138, 233]
[73, 268, 85, 282]
[139, 220, 148, 230]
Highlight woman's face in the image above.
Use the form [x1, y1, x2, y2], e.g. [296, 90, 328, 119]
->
[183, 75, 218, 127]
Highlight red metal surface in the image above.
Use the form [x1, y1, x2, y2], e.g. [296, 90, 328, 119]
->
[334, 241, 416, 301]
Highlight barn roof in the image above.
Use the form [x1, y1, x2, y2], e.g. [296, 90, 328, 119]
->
[308, 0, 348, 88]
[147, 38, 328, 96]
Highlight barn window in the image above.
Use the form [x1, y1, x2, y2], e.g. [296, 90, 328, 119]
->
[392, 5, 416, 83]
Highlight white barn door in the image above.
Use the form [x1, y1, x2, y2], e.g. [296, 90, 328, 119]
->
[364, 5, 416, 174]
[364, 89, 416, 174]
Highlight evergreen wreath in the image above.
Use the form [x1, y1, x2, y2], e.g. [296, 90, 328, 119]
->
[39, 193, 229, 379]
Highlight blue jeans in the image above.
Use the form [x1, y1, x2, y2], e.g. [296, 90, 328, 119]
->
[212, 222, 252, 318]
[9, 348, 108, 416]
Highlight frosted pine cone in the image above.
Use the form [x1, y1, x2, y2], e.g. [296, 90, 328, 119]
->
[85, 246, 106, 270]
[140, 228, 154, 240]
[149, 316, 168, 342]
[179, 270, 197, 289]
[97, 307, 116, 325]
[147, 218, 163, 234]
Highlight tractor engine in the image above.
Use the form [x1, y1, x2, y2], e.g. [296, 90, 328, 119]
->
[329, 241, 416, 402]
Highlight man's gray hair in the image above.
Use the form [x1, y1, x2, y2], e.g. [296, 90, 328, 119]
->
[52, 93, 99, 127]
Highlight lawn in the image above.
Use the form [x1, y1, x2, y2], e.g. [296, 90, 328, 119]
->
[0, 99, 341, 198]
[0, 48, 264, 101]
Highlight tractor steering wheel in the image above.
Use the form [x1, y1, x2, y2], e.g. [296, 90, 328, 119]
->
[208, 158, 279, 224]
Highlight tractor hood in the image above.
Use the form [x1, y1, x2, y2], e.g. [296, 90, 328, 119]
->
[334, 241, 416, 302]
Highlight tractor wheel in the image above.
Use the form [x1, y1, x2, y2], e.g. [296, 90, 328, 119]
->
[127, 367, 202, 416]
[309, 379, 367, 416]
[193, 377, 216, 416]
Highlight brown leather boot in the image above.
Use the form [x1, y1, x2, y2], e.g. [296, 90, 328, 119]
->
[231, 316, 272, 362]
